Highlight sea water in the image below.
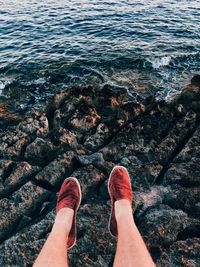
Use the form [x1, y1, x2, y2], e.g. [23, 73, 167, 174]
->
[0, 0, 199, 113]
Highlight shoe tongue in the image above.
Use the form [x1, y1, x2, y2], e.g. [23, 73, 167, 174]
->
[59, 191, 77, 209]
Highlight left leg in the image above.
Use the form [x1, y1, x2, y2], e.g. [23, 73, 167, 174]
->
[34, 177, 82, 267]
[33, 208, 73, 267]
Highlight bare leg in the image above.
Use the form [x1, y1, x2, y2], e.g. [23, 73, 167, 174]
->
[33, 208, 73, 267]
[113, 199, 156, 267]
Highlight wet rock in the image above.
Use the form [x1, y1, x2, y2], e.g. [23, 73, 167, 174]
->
[0, 103, 22, 128]
[191, 74, 200, 86]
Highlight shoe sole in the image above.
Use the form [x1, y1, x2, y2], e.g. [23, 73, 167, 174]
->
[64, 177, 82, 250]
[107, 165, 132, 238]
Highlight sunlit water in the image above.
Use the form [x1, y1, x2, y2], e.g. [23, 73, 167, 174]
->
[0, 0, 200, 114]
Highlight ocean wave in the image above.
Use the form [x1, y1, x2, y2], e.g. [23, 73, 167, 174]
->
[148, 56, 172, 69]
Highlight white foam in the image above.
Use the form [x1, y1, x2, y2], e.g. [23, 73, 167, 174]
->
[0, 81, 5, 95]
[150, 56, 171, 69]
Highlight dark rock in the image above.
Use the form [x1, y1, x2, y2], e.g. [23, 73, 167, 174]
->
[0, 82, 200, 266]
[68, 102, 101, 133]
[84, 123, 111, 151]
[25, 137, 55, 166]
[0, 130, 30, 160]
[0, 181, 51, 242]
[76, 152, 106, 171]
[158, 238, 200, 267]
[50, 128, 78, 150]
[138, 205, 197, 247]
[17, 112, 49, 137]
[71, 165, 106, 200]
[162, 184, 200, 218]
[34, 151, 79, 188]
[191, 74, 200, 87]
[0, 159, 14, 192]
[163, 159, 200, 186]
[0, 161, 41, 198]
[174, 126, 200, 163]
[0, 104, 22, 128]
[0, 210, 55, 267]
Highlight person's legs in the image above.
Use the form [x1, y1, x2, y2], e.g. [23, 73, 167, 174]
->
[34, 177, 82, 267]
[113, 199, 155, 267]
[33, 208, 73, 267]
[108, 166, 155, 267]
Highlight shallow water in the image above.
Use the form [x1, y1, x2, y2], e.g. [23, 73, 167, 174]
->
[0, 0, 200, 113]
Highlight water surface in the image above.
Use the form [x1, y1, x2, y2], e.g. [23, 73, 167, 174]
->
[0, 0, 199, 113]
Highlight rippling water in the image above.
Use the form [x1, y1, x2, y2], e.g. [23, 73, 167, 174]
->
[0, 0, 200, 114]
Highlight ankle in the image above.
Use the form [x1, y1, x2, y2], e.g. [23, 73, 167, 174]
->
[53, 208, 74, 234]
[115, 199, 133, 222]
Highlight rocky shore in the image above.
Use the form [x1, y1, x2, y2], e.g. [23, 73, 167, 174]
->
[0, 75, 200, 267]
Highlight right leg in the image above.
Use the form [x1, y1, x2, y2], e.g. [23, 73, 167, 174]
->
[113, 199, 155, 267]
[108, 166, 155, 267]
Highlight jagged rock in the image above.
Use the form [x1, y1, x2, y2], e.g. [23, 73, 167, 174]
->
[158, 238, 200, 267]
[68, 102, 101, 133]
[0, 161, 41, 198]
[25, 138, 55, 166]
[51, 128, 78, 148]
[0, 78, 200, 266]
[71, 165, 106, 200]
[163, 159, 200, 186]
[35, 151, 79, 188]
[84, 123, 111, 151]
[0, 104, 22, 127]
[0, 130, 30, 160]
[154, 111, 197, 165]
[162, 185, 200, 218]
[0, 181, 51, 242]
[76, 152, 106, 170]
[0, 211, 55, 267]
[138, 205, 197, 246]
[174, 126, 200, 163]
[69, 203, 115, 267]
[0, 160, 14, 192]
[134, 186, 169, 211]
[17, 112, 49, 137]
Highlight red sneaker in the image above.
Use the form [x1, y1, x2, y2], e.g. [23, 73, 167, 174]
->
[108, 166, 133, 237]
[56, 177, 82, 249]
